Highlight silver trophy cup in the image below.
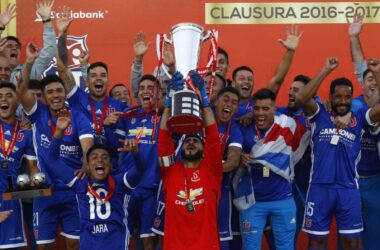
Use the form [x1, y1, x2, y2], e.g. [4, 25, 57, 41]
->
[161, 23, 214, 134]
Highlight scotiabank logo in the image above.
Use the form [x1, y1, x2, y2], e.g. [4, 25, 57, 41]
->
[35, 10, 108, 21]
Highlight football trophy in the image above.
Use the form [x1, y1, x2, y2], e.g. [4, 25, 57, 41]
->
[159, 23, 217, 134]
[3, 172, 52, 201]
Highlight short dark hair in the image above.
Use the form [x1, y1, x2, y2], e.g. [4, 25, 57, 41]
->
[293, 74, 311, 85]
[362, 69, 371, 81]
[109, 83, 128, 97]
[232, 66, 253, 80]
[218, 47, 229, 64]
[28, 79, 42, 90]
[0, 82, 16, 92]
[40, 75, 64, 90]
[5, 36, 21, 48]
[87, 61, 108, 75]
[252, 88, 276, 102]
[330, 77, 353, 96]
[138, 74, 159, 88]
[205, 72, 227, 88]
[86, 144, 112, 162]
[217, 86, 240, 102]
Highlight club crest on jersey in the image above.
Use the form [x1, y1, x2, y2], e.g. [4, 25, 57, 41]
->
[191, 170, 200, 182]
[107, 107, 115, 115]
[349, 116, 357, 127]
[64, 125, 73, 135]
[131, 118, 136, 124]
[241, 221, 251, 232]
[151, 115, 160, 124]
[17, 132, 24, 142]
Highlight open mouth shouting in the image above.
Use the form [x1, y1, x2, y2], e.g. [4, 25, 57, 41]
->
[95, 164, 105, 175]
[0, 103, 9, 112]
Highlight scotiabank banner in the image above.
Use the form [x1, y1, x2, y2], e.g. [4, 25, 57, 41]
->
[13, 0, 380, 105]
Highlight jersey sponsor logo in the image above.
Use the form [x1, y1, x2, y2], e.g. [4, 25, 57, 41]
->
[128, 127, 153, 138]
[40, 134, 51, 148]
[91, 223, 109, 234]
[319, 128, 356, 141]
[175, 188, 204, 207]
[191, 170, 200, 182]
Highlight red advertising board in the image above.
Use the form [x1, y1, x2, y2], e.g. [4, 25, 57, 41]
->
[10, 0, 380, 105]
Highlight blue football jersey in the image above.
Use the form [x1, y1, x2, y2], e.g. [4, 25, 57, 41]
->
[45, 137, 141, 250]
[234, 100, 253, 119]
[0, 122, 35, 192]
[27, 101, 93, 186]
[115, 107, 161, 189]
[67, 86, 127, 144]
[352, 96, 380, 176]
[308, 103, 371, 188]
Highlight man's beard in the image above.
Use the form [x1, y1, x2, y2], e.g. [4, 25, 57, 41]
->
[181, 149, 203, 162]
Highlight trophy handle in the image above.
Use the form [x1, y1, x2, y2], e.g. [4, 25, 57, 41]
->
[163, 34, 172, 44]
[201, 30, 212, 42]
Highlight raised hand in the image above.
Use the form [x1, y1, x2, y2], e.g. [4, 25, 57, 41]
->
[0, 3, 16, 28]
[36, 0, 55, 21]
[118, 139, 139, 154]
[163, 43, 175, 68]
[78, 51, 90, 67]
[56, 6, 73, 34]
[367, 58, 380, 73]
[104, 111, 123, 126]
[278, 24, 303, 51]
[56, 108, 71, 132]
[348, 14, 363, 37]
[133, 32, 151, 61]
[324, 57, 339, 71]
[189, 70, 209, 107]
[26, 42, 40, 62]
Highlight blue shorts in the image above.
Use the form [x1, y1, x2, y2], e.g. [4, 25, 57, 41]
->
[240, 198, 296, 250]
[359, 174, 380, 249]
[0, 199, 27, 248]
[218, 176, 233, 241]
[152, 181, 165, 236]
[302, 184, 363, 238]
[33, 189, 80, 244]
[128, 187, 157, 238]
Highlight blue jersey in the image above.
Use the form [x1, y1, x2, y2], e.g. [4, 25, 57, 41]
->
[67, 87, 127, 172]
[217, 121, 243, 187]
[308, 103, 371, 188]
[67, 86, 127, 144]
[113, 107, 161, 189]
[277, 106, 311, 193]
[240, 124, 293, 201]
[352, 96, 380, 176]
[0, 122, 36, 191]
[46, 138, 141, 250]
[234, 100, 253, 119]
[27, 101, 93, 186]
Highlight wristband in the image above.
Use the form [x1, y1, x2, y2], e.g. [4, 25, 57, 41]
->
[0, 26, 5, 31]
[42, 18, 51, 23]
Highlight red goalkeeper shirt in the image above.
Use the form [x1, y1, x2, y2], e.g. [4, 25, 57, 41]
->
[158, 124, 223, 250]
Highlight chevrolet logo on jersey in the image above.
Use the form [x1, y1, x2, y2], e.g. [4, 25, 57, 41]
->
[128, 127, 153, 138]
[176, 188, 203, 201]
